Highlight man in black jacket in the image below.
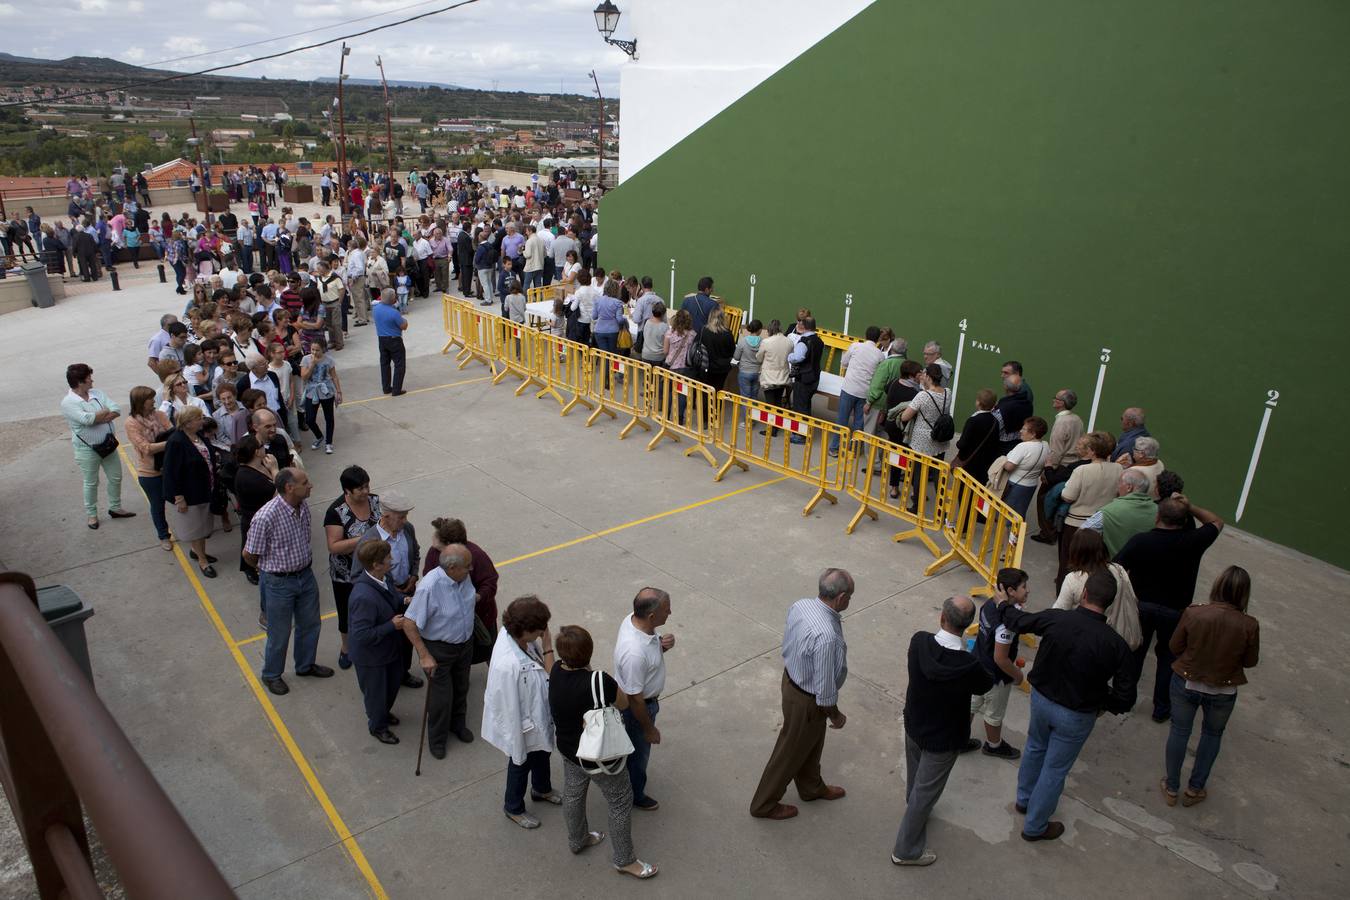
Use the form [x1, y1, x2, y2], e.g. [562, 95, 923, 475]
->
[1002, 570, 1136, 842]
[892, 595, 992, 867]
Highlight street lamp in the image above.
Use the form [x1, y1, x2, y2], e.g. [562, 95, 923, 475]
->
[593, 1, 637, 59]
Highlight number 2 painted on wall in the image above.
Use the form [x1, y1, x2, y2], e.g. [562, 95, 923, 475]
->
[1266, 389, 1279, 408]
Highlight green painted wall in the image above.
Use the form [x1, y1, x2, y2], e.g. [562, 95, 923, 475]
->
[603, 0, 1350, 569]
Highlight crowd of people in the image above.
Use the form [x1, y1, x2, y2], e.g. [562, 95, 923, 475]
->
[50, 161, 1260, 879]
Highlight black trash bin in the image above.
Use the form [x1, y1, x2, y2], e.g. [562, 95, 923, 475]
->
[37, 585, 95, 683]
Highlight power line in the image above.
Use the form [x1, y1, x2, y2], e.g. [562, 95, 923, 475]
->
[142, 0, 448, 68]
[0, 0, 482, 109]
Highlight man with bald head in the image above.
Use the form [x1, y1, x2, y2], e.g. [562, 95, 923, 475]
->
[402, 542, 477, 759]
[249, 407, 292, 468]
[751, 568, 854, 820]
[615, 587, 675, 812]
[891, 595, 993, 866]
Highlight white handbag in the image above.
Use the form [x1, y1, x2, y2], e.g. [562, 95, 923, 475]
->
[576, 670, 634, 775]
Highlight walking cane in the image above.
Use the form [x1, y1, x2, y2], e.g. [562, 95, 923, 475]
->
[414, 669, 432, 776]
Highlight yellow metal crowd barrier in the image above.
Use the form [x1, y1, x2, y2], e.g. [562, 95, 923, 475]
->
[583, 348, 653, 439]
[925, 467, 1027, 598]
[712, 392, 849, 516]
[818, 327, 862, 375]
[527, 284, 564, 306]
[533, 333, 594, 416]
[491, 317, 545, 396]
[455, 302, 499, 376]
[441, 294, 469, 355]
[722, 304, 745, 342]
[843, 432, 948, 557]
[647, 366, 719, 467]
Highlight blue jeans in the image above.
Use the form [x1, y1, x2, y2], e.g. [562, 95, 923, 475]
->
[621, 700, 659, 804]
[138, 474, 170, 540]
[737, 371, 760, 400]
[829, 389, 865, 454]
[522, 269, 543, 294]
[1164, 674, 1236, 793]
[594, 331, 619, 355]
[504, 749, 553, 814]
[1002, 480, 1037, 518]
[261, 568, 321, 680]
[1017, 689, 1096, 836]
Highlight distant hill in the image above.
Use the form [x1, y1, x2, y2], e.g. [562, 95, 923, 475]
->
[0, 54, 609, 123]
[316, 76, 466, 91]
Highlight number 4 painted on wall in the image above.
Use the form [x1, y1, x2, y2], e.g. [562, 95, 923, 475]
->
[1235, 389, 1279, 522]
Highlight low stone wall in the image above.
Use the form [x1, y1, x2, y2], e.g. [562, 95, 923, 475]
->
[0, 273, 65, 316]
[13, 187, 198, 220]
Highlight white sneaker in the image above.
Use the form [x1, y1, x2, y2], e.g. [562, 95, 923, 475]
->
[325, 445, 334, 454]
[311, 439, 322, 450]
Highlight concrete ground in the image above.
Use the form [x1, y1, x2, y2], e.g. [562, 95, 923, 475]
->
[1, 238, 1347, 898]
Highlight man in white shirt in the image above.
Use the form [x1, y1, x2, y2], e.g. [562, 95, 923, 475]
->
[219, 256, 242, 291]
[923, 341, 953, 388]
[614, 588, 674, 812]
[260, 217, 280, 270]
[346, 236, 370, 326]
[830, 326, 887, 457]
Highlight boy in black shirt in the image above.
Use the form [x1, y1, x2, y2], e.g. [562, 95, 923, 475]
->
[969, 567, 1029, 759]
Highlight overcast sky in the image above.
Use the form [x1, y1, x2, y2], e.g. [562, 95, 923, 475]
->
[1, 0, 625, 96]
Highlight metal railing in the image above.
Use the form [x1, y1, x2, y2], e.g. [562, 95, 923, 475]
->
[0, 582, 234, 899]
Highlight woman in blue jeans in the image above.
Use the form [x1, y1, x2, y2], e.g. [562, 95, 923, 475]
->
[591, 282, 628, 357]
[1161, 565, 1259, 807]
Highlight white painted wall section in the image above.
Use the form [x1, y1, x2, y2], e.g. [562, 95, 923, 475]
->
[617, 0, 875, 182]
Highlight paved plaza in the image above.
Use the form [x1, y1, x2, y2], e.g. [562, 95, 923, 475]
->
[0, 260, 1346, 898]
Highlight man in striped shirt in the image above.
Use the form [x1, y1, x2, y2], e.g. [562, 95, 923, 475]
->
[750, 568, 854, 820]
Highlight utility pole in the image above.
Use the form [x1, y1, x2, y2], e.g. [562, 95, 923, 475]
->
[376, 55, 396, 201]
[589, 70, 604, 191]
[189, 112, 206, 198]
[337, 42, 351, 219]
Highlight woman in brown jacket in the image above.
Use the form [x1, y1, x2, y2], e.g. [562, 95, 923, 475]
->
[1161, 565, 1259, 808]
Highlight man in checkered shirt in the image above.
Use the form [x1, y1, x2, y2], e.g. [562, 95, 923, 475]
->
[244, 467, 333, 695]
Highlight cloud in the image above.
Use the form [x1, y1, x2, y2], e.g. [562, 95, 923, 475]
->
[163, 36, 208, 56]
[203, 0, 249, 19]
[7, 0, 622, 94]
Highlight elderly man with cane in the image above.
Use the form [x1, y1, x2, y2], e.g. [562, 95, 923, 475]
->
[402, 543, 477, 761]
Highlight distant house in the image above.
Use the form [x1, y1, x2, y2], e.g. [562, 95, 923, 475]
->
[272, 113, 293, 122]
[240, 114, 260, 122]
[435, 119, 474, 133]
[210, 129, 255, 149]
[148, 131, 169, 143]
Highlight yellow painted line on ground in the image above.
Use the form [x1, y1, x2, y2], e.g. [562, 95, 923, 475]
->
[230, 476, 789, 646]
[235, 610, 337, 647]
[495, 474, 790, 568]
[343, 374, 492, 406]
[117, 449, 389, 900]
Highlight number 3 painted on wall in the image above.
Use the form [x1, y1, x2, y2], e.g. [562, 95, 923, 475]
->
[1100, 347, 1112, 364]
[1266, 389, 1279, 408]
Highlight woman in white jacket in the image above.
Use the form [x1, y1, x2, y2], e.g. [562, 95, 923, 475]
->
[482, 596, 560, 829]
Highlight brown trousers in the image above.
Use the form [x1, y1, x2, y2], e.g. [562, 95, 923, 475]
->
[750, 671, 829, 816]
